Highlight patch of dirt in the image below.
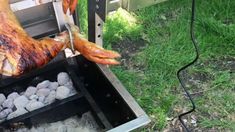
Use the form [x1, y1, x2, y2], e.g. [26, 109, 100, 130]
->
[164, 118, 229, 132]
[112, 37, 146, 70]
[163, 112, 230, 132]
[178, 56, 235, 95]
[179, 69, 213, 96]
[203, 56, 235, 72]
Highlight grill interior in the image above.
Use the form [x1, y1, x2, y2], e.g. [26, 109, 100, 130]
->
[0, 56, 137, 131]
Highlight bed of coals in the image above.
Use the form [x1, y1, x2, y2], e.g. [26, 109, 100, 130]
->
[5, 112, 100, 132]
[0, 72, 77, 123]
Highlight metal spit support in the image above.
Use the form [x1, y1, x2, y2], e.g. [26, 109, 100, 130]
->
[87, 1, 151, 131]
[9, 0, 74, 38]
[88, 0, 106, 47]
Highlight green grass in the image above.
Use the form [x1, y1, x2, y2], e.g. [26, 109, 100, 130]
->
[78, 0, 235, 131]
[104, 8, 142, 45]
[78, 0, 88, 37]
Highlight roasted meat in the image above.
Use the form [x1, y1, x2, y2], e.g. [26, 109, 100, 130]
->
[0, 0, 120, 76]
[62, 0, 78, 14]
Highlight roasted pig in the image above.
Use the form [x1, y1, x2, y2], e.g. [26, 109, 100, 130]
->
[0, 0, 120, 76]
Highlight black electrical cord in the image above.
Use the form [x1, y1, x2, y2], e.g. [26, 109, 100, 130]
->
[177, 0, 198, 131]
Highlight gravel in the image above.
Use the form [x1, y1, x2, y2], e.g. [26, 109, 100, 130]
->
[36, 88, 50, 97]
[0, 72, 77, 122]
[24, 86, 37, 98]
[29, 94, 39, 100]
[57, 72, 71, 86]
[48, 82, 59, 90]
[0, 94, 6, 105]
[56, 86, 70, 100]
[44, 91, 56, 104]
[0, 109, 13, 119]
[36, 80, 51, 89]
[7, 92, 20, 100]
[14, 95, 29, 109]
[64, 80, 75, 90]
[7, 108, 28, 120]
[38, 96, 45, 103]
[2, 98, 14, 109]
[26, 101, 44, 112]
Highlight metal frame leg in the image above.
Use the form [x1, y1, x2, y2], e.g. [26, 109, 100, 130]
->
[88, 0, 106, 46]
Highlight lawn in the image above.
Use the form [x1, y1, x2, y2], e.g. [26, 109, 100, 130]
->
[79, 0, 235, 131]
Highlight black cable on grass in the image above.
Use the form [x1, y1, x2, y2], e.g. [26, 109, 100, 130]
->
[177, 0, 198, 131]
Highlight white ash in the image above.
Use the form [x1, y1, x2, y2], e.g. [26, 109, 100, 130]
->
[36, 80, 51, 89]
[24, 86, 37, 98]
[0, 94, 6, 105]
[0, 109, 13, 119]
[19, 92, 25, 96]
[7, 92, 20, 100]
[79, 111, 101, 130]
[27, 99, 37, 105]
[48, 82, 58, 90]
[57, 72, 71, 86]
[26, 101, 44, 112]
[65, 81, 77, 96]
[44, 91, 56, 104]
[38, 96, 45, 103]
[70, 88, 77, 96]
[14, 112, 99, 132]
[64, 80, 74, 89]
[15, 128, 29, 132]
[0, 72, 77, 121]
[2, 98, 14, 109]
[29, 94, 39, 100]
[36, 88, 50, 97]
[14, 95, 29, 109]
[7, 108, 28, 120]
[56, 86, 70, 100]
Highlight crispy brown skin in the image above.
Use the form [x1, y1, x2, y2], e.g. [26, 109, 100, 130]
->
[0, 0, 66, 75]
[62, 0, 78, 14]
[0, 0, 120, 76]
